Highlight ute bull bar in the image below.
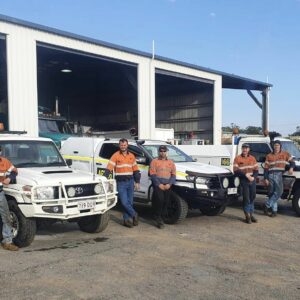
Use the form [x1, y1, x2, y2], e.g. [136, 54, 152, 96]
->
[4, 180, 117, 219]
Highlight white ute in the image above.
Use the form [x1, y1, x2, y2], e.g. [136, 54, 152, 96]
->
[178, 135, 300, 216]
[61, 138, 241, 224]
[0, 134, 117, 247]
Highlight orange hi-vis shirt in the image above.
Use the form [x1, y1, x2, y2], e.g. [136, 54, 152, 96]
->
[233, 154, 258, 175]
[0, 157, 18, 187]
[106, 151, 140, 182]
[264, 151, 293, 172]
[149, 158, 176, 186]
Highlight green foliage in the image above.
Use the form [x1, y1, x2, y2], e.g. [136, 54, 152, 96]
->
[222, 125, 281, 136]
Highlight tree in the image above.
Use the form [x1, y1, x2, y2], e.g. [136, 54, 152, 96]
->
[244, 126, 262, 134]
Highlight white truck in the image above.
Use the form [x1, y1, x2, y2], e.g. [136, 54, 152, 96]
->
[178, 136, 300, 216]
[0, 133, 117, 247]
[61, 138, 241, 224]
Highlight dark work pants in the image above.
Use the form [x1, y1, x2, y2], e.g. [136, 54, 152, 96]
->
[153, 187, 171, 221]
[240, 179, 256, 214]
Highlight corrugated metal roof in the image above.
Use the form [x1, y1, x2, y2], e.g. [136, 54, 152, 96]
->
[0, 14, 272, 91]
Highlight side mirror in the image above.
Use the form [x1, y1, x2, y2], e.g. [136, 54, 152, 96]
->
[136, 156, 147, 164]
[193, 157, 197, 162]
[66, 159, 72, 166]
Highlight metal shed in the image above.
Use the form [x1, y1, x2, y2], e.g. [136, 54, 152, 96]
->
[0, 14, 272, 144]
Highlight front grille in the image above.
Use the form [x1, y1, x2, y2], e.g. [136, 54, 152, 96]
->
[64, 184, 97, 198]
[208, 177, 221, 189]
[208, 174, 235, 189]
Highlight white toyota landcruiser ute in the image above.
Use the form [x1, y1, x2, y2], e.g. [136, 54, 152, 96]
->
[0, 133, 117, 247]
[61, 138, 240, 224]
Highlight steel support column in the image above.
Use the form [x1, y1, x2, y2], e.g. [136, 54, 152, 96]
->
[262, 88, 269, 132]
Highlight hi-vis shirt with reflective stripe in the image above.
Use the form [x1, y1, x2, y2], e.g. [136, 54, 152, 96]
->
[149, 158, 176, 186]
[264, 151, 293, 172]
[106, 151, 140, 182]
[0, 157, 17, 183]
[233, 154, 258, 175]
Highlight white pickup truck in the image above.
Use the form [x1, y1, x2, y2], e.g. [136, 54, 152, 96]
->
[61, 138, 241, 224]
[178, 136, 300, 216]
[0, 134, 117, 247]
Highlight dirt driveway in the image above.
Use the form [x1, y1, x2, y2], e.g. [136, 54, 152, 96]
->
[1, 196, 299, 300]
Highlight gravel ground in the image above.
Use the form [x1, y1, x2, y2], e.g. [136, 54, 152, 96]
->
[1, 196, 299, 300]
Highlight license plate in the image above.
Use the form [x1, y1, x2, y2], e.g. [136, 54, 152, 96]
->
[78, 200, 96, 210]
[227, 188, 237, 195]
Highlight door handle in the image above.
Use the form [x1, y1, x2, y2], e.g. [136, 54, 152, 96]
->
[96, 163, 102, 166]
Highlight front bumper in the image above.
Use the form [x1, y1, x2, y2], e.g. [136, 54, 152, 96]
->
[173, 185, 236, 208]
[9, 180, 118, 219]
[174, 174, 239, 208]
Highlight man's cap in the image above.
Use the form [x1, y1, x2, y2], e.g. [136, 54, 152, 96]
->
[242, 143, 250, 148]
[159, 145, 168, 152]
[273, 140, 281, 146]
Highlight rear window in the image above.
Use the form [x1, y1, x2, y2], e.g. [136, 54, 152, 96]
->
[100, 143, 119, 159]
[248, 143, 271, 162]
[99, 143, 145, 159]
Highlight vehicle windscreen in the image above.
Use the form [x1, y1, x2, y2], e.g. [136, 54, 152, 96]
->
[280, 141, 300, 160]
[0, 141, 66, 168]
[39, 119, 73, 134]
[143, 144, 193, 162]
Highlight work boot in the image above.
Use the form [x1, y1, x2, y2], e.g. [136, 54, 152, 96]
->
[123, 219, 133, 228]
[250, 214, 258, 223]
[270, 211, 277, 218]
[263, 205, 272, 216]
[2, 243, 19, 251]
[133, 213, 139, 226]
[244, 213, 252, 224]
[156, 219, 165, 229]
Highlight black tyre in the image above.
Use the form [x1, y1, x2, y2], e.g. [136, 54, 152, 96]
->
[292, 189, 300, 217]
[8, 201, 36, 247]
[78, 212, 110, 233]
[163, 191, 188, 224]
[200, 203, 226, 216]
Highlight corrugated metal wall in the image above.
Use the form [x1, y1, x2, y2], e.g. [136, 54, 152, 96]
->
[0, 19, 222, 143]
[156, 92, 214, 142]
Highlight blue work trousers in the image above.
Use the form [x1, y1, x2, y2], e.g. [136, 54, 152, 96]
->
[0, 191, 13, 244]
[241, 179, 256, 213]
[117, 179, 136, 221]
[266, 172, 283, 213]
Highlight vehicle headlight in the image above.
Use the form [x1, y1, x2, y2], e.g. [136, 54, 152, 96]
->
[222, 178, 229, 189]
[234, 177, 240, 187]
[103, 181, 114, 193]
[196, 177, 209, 185]
[36, 187, 55, 200]
[186, 175, 195, 182]
[67, 187, 76, 198]
[94, 183, 105, 195]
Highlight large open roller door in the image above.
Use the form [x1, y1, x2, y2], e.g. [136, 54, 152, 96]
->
[0, 34, 8, 130]
[155, 69, 214, 143]
[37, 43, 138, 137]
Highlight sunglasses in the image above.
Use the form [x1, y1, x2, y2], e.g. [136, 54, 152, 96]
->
[159, 150, 167, 152]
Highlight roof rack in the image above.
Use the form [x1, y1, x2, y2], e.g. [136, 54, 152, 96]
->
[0, 131, 27, 135]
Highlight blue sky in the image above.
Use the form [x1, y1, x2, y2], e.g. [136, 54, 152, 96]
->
[0, 0, 299, 135]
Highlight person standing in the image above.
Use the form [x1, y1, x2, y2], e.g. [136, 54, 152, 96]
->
[105, 139, 141, 228]
[233, 143, 259, 224]
[150, 145, 176, 229]
[264, 140, 295, 217]
[0, 147, 19, 251]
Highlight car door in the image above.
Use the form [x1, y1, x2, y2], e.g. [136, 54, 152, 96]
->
[97, 142, 150, 200]
[127, 144, 150, 200]
[247, 142, 272, 191]
[96, 142, 119, 179]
